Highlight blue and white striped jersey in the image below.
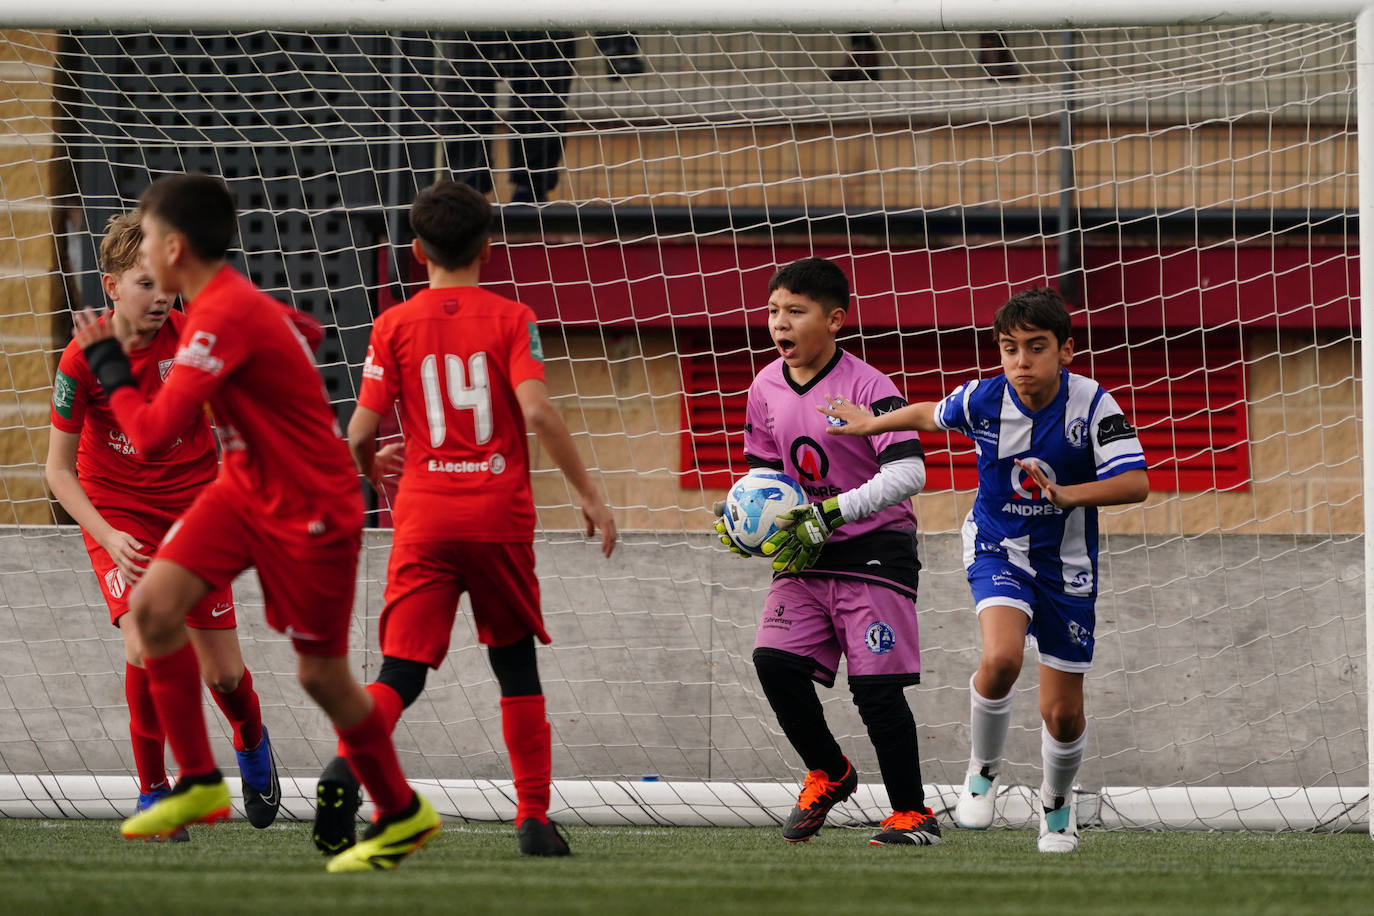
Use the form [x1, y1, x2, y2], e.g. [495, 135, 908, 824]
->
[934, 368, 1146, 597]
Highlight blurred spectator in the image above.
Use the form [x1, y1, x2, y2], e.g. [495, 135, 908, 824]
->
[979, 32, 1020, 81]
[828, 33, 882, 81]
[442, 31, 577, 204]
[595, 32, 646, 80]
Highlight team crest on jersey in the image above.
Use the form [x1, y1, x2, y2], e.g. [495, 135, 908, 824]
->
[157, 358, 175, 381]
[865, 621, 896, 655]
[1067, 417, 1088, 449]
[103, 567, 127, 599]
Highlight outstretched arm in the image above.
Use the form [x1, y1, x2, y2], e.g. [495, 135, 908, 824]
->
[1016, 460, 1150, 508]
[515, 378, 617, 558]
[818, 396, 941, 435]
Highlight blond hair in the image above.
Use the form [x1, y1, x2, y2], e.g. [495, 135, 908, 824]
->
[98, 212, 143, 276]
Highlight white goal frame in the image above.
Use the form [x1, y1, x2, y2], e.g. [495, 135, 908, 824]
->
[0, 0, 1370, 835]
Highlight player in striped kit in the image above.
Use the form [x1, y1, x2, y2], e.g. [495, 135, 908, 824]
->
[821, 287, 1149, 852]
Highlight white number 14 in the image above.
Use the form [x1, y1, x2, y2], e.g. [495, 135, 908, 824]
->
[419, 352, 492, 447]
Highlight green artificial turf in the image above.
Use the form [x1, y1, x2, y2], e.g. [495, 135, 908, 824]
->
[3, 819, 1372, 916]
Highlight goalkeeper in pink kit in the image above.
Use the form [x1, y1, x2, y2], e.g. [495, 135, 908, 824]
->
[714, 257, 938, 846]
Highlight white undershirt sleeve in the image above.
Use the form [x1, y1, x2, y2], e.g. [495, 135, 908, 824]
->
[835, 456, 926, 523]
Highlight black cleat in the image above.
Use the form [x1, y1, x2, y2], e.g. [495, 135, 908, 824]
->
[312, 755, 361, 855]
[517, 818, 571, 856]
[781, 758, 858, 842]
[869, 807, 943, 846]
[236, 728, 281, 829]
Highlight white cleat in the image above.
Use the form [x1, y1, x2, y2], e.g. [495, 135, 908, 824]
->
[1037, 794, 1079, 853]
[954, 764, 1000, 830]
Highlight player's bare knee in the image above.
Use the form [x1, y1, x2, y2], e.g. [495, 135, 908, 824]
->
[1040, 701, 1085, 741]
[977, 652, 1022, 695]
[202, 668, 242, 694]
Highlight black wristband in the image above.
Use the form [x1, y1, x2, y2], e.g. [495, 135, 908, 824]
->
[83, 337, 135, 395]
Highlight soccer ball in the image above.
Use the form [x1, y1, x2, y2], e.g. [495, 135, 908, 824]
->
[721, 470, 809, 557]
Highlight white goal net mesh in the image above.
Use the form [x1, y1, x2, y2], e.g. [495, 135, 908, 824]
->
[0, 21, 1365, 830]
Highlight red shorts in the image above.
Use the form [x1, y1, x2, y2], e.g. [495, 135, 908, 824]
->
[380, 539, 545, 668]
[155, 481, 362, 657]
[84, 507, 236, 629]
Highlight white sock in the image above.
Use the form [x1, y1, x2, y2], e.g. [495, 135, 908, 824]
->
[1040, 724, 1087, 809]
[968, 673, 1015, 772]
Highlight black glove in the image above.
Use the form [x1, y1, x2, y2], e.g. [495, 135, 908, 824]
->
[83, 338, 135, 395]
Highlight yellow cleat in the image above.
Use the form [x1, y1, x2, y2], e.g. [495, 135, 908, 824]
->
[325, 792, 440, 873]
[122, 774, 231, 840]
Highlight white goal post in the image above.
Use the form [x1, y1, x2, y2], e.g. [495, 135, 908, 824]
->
[0, 1, 1370, 834]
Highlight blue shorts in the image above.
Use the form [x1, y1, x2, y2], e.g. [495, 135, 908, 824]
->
[967, 556, 1095, 673]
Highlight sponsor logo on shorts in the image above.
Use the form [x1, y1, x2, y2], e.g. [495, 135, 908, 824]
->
[865, 621, 896, 655]
[761, 602, 791, 630]
[990, 572, 1024, 593]
[210, 602, 233, 618]
[104, 567, 127, 599]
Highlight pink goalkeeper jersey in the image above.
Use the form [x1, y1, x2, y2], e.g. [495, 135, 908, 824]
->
[742, 348, 924, 593]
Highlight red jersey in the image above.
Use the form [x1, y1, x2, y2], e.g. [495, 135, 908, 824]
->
[50, 310, 217, 514]
[106, 266, 361, 539]
[357, 286, 545, 544]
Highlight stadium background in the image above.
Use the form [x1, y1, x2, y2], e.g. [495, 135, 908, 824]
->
[0, 27, 1363, 816]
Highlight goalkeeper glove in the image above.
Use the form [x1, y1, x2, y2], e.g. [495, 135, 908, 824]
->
[761, 497, 844, 573]
[83, 337, 135, 395]
[711, 501, 751, 558]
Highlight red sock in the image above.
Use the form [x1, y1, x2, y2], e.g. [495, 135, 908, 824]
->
[501, 695, 551, 824]
[334, 682, 405, 758]
[338, 701, 412, 817]
[209, 667, 263, 752]
[144, 642, 217, 779]
[125, 663, 167, 794]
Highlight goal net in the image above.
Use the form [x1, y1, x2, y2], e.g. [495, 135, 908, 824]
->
[0, 12, 1367, 831]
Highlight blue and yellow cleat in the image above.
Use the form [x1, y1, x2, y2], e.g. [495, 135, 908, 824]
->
[136, 785, 189, 843]
[325, 792, 440, 873]
[122, 772, 231, 841]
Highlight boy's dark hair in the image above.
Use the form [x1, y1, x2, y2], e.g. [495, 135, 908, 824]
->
[767, 257, 850, 312]
[409, 180, 494, 270]
[992, 287, 1072, 347]
[139, 173, 237, 261]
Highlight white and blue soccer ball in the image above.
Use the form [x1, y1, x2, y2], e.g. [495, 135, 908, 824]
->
[721, 470, 809, 557]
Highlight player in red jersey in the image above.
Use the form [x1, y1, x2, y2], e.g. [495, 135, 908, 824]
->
[70, 174, 440, 873]
[46, 212, 279, 838]
[315, 179, 616, 857]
